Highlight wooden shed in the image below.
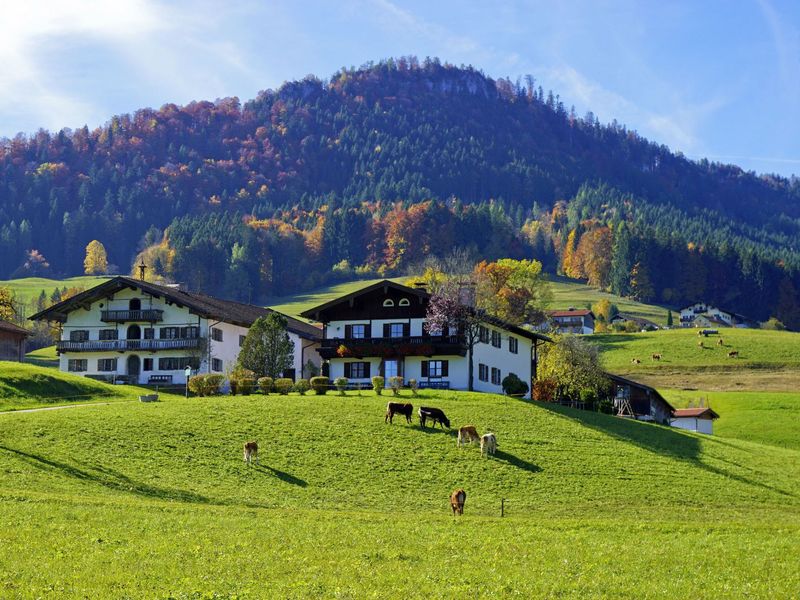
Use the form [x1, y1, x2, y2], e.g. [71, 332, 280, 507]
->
[0, 319, 29, 362]
[606, 373, 675, 425]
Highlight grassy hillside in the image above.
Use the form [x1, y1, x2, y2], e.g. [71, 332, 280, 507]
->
[0, 275, 108, 307]
[0, 390, 798, 597]
[24, 345, 58, 368]
[0, 362, 183, 411]
[663, 389, 800, 451]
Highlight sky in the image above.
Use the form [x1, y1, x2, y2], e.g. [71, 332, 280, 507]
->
[1, 0, 799, 177]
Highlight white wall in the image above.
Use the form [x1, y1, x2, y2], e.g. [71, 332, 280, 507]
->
[671, 417, 714, 434]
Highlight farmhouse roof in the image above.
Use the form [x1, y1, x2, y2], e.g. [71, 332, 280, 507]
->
[672, 407, 720, 419]
[549, 308, 594, 318]
[0, 319, 29, 337]
[300, 279, 551, 343]
[28, 276, 321, 340]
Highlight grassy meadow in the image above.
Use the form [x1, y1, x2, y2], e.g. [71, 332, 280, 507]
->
[0, 275, 108, 307]
[1, 388, 799, 597]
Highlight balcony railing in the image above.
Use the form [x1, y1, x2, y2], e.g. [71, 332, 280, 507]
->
[319, 335, 466, 359]
[101, 309, 164, 322]
[57, 338, 201, 353]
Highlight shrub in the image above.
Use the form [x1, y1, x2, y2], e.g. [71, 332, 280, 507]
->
[502, 373, 529, 397]
[389, 376, 403, 396]
[532, 379, 556, 402]
[238, 378, 256, 395]
[188, 374, 225, 397]
[310, 376, 329, 395]
[598, 398, 614, 414]
[228, 366, 256, 395]
[762, 317, 786, 331]
[274, 378, 294, 395]
[579, 388, 597, 410]
[303, 359, 319, 379]
[334, 377, 348, 395]
[372, 376, 385, 395]
[624, 320, 640, 333]
[257, 377, 273, 394]
[408, 378, 418, 396]
[293, 379, 310, 394]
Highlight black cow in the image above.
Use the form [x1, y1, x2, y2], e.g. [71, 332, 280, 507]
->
[418, 406, 450, 429]
[385, 402, 413, 424]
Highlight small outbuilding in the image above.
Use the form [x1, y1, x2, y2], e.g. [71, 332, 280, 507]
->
[671, 407, 720, 435]
[606, 373, 675, 425]
[0, 319, 29, 362]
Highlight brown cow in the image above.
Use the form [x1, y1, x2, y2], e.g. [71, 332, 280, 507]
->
[450, 488, 466, 516]
[728, 350, 739, 358]
[243, 441, 258, 465]
[457, 425, 480, 447]
[385, 402, 413, 424]
[651, 353, 662, 361]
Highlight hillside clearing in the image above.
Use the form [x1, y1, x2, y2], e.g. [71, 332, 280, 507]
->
[0, 275, 109, 308]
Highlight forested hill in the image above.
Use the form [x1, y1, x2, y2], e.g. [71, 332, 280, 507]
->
[2, 58, 800, 326]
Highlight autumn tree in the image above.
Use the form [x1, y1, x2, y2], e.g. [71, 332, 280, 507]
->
[561, 229, 583, 278]
[237, 313, 295, 378]
[576, 227, 613, 288]
[537, 335, 608, 401]
[84, 240, 109, 275]
[474, 258, 552, 325]
[0, 287, 15, 321]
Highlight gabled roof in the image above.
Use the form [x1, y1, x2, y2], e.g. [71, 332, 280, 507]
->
[605, 372, 676, 412]
[28, 276, 321, 340]
[300, 279, 551, 343]
[0, 319, 29, 337]
[549, 309, 594, 318]
[673, 407, 720, 419]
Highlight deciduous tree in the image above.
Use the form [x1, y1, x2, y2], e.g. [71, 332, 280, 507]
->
[84, 240, 108, 275]
[238, 313, 295, 378]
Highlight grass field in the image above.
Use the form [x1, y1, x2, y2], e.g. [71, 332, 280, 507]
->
[24, 345, 58, 368]
[1, 389, 798, 597]
[0, 275, 109, 308]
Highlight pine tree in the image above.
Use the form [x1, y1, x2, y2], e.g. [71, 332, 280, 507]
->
[666, 310, 673, 327]
[609, 222, 632, 296]
[83, 240, 108, 275]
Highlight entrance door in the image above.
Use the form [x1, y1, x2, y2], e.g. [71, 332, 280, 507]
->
[384, 359, 399, 383]
[127, 355, 141, 383]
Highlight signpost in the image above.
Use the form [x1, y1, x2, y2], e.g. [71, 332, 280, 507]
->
[184, 366, 191, 398]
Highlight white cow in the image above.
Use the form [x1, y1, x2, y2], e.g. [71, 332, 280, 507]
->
[480, 433, 497, 457]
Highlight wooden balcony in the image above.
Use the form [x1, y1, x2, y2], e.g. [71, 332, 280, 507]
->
[318, 335, 467, 360]
[100, 309, 164, 322]
[57, 338, 201, 353]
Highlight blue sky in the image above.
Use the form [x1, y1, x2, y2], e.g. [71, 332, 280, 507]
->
[1, 0, 799, 176]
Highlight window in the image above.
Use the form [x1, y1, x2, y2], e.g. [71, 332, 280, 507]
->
[143, 358, 153, 372]
[351, 324, 366, 339]
[509, 336, 518, 354]
[158, 357, 199, 371]
[239, 335, 246, 347]
[211, 327, 223, 342]
[382, 299, 395, 307]
[398, 298, 410, 307]
[160, 327, 180, 339]
[491, 330, 501, 348]
[182, 326, 200, 339]
[491, 367, 501, 385]
[212, 358, 223, 372]
[422, 360, 448, 378]
[69, 330, 89, 342]
[344, 361, 370, 379]
[478, 363, 489, 382]
[99, 329, 118, 341]
[68, 359, 87, 372]
[390, 323, 404, 338]
[144, 328, 154, 340]
[97, 358, 117, 372]
[478, 326, 489, 344]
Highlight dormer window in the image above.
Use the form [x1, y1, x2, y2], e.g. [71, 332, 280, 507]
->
[398, 298, 410, 307]
[383, 299, 395, 307]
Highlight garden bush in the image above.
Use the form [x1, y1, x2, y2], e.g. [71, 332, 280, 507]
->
[533, 379, 556, 402]
[310, 376, 329, 395]
[408, 378, 418, 396]
[238, 378, 256, 395]
[372, 376, 385, 395]
[502, 373, 529, 397]
[274, 378, 294, 395]
[188, 374, 225, 397]
[389, 376, 403, 396]
[293, 379, 310, 394]
[334, 377, 348, 396]
[257, 377, 273, 394]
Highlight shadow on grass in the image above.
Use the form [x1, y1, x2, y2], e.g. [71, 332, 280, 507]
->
[415, 425, 457, 437]
[492, 450, 542, 473]
[534, 403, 797, 499]
[254, 464, 308, 487]
[0, 445, 210, 504]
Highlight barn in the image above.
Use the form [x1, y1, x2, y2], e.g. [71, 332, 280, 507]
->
[671, 407, 720, 435]
[0, 319, 29, 362]
[606, 373, 675, 425]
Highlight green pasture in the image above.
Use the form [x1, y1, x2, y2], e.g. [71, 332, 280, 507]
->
[0, 275, 108, 308]
[0, 389, 798, 597]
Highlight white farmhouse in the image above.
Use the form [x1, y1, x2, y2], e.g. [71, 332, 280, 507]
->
[300, 280, 550, 398]
[671, 407, 720, 435]
[679, 303, 754, 328]
[30, 276, 321, 385]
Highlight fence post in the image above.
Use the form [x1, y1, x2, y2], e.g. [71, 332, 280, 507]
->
[501, 498, 505, 517]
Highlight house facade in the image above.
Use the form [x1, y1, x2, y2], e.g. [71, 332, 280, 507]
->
[606, 373, 674, 425]
[679, 303, 753, 328]
[547, 308, 595, 335]
[30, 277, 321, 384]
[671, 407, 720, 434]
[0, 319, 29, 362]
[300, 280, 549, 398]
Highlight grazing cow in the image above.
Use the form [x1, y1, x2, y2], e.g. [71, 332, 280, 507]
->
[698, 340, 704, 348]
[728, 350, 739, 358]
[450, 488, 466, 516]
[243, 441, 259, 465]
[481, 433, 498, 457]
[651, 353, 662, 361]
[418, 406, 450, 429]
[385, 402, 413, 424]
[630, 358, 641, 365]
[718, 338, 724, 346]
[457, 425, 480, 447]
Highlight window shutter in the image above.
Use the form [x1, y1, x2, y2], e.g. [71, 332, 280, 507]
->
[344, 363, 351, 378]
[364, 362, 371, 378]
[403, 323, 410, 337]
[421, 361, 429, 377]
[365, 323, 372, 338]
[345, 324, 352, 338]
[442, 361, 449, 376]
[159, 328, 166, 339]
[383, 324, 390, 338]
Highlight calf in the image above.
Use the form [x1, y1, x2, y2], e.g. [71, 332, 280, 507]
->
[385, 402, 413, 424]
[243, 441, 259, 465]
[457, 425, 480, 447]
[698, 340, 704, 348]
[728, 350, 739, 358]
[480, 433, 498, 457]
[651, 353, 662, 361]
[630, 358, 641, 365]
[718, 338, 724, 346]
[450, 488, 466, 516]
[418, 406, 450, 429]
